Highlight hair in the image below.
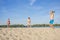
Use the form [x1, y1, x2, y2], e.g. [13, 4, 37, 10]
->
[28, 17, 30, 19]
[50, 10, 55, 13]
[51, 11, 55, 13]
[50, 11, 54, 15]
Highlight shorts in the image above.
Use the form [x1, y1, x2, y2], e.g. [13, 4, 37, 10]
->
[49, 19, 54, 24]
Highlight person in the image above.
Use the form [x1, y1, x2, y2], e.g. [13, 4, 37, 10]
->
[7, 18, 10, 27]
[49, 10, 54, 29]
[27, 17, 31, 27]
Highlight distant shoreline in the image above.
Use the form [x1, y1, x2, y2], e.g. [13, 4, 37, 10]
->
[0, 24, 60, 28]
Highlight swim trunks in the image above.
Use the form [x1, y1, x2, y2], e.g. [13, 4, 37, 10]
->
[49, 19, 54, 24]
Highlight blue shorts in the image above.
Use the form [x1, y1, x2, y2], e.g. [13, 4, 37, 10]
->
[49, 20, 54, 24]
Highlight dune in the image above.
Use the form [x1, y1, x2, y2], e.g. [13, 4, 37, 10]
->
[0, 28, 60, 40]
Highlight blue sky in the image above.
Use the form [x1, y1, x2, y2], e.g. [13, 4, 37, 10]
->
[0, 0, 60, 25]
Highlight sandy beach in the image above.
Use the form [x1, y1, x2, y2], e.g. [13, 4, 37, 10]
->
[0, 28, 60, 40]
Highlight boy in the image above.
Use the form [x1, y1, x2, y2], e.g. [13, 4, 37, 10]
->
[49, 11, 54, 29]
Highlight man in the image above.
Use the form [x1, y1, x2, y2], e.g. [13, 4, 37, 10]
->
[49, 10, 54, 29]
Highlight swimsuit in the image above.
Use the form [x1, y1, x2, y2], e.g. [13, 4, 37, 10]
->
[49, 19, 54, 24]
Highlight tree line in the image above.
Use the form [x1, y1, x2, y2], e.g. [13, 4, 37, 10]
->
[0, 24, 60, 28]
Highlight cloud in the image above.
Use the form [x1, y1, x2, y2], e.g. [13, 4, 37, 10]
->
[31, 6, 43, 10]
[25, 5, 43, 10]
[30, 0, 36, 6]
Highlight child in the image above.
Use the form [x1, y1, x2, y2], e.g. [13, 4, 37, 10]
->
[27, 17, 31, 27]
[7, 18, 10, 27]
[49, 11, 54, 29]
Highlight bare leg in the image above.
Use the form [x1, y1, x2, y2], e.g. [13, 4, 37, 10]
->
[7, 24, 10, 28]
[27, 25, 31, 28]
[51, 24, 54, 29]
[49, 24, 54, 29]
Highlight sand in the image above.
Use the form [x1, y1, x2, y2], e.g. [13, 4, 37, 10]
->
[0, 28, 60, 40]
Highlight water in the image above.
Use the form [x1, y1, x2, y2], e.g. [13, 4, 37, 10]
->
[0, 26, 60, 28]
[54, 26, 60, 28]
[9, 26, 60, 28]
[32, 26, 60, 28]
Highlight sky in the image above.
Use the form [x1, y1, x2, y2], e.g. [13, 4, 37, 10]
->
[0, 0, 60, 25]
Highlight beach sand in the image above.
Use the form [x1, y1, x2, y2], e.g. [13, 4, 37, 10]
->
[0, 28, 60, 40]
